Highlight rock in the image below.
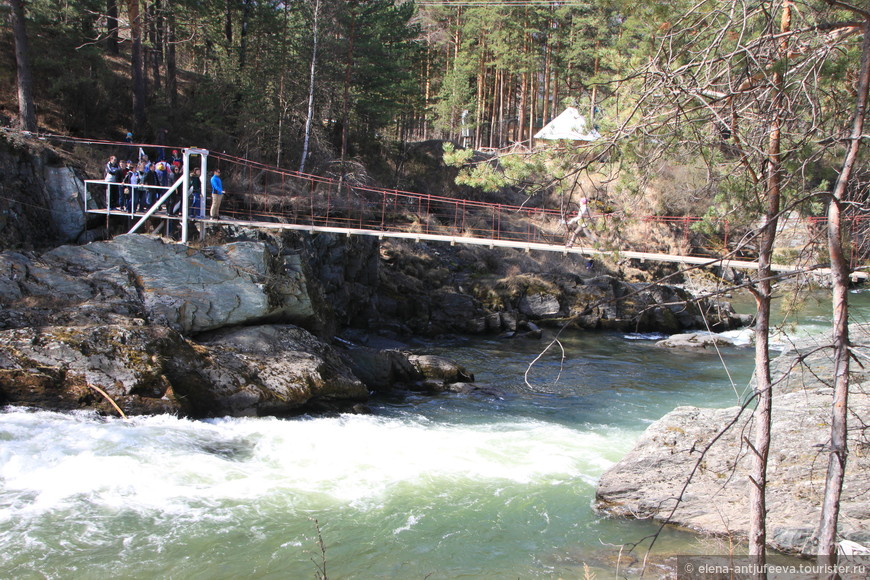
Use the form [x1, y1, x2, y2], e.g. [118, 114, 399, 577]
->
[304, 233, 379, 327]
[0, 234, 327, 335]
[406, 353, 474, 390]
[595, 326, 870, 554]
[366, 240, 749, 337]
[0, 233, 481, 417]
[0, 323, 368, 418]
[338, 344, 478, 394]
[431, 291, 480, 327]
[0, 324, 193, 416]
[194, 324, 368, 416]
[555, 275, 747, 333]
[338, 345, 423, 393]
[43, 166, 87, 243]
[518, 320, 543, 339]
[655, 332, 745, 349]
[519, 292, 561, 317]
[0, 134, 85, 249]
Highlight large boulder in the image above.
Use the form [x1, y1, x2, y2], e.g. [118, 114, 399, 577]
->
[0, 133, 86, 250]
[338, 342, 475, 394]
[44, 165, 88, 243]
[0, 324, 195, 416]
[595, 326, 870, 554]
[406, 353, 475, 392]
[192, 324, 369, 415]
[0, 323, 368, 418]
[656, 331, 750, 349]
[0, 234, 328, 335]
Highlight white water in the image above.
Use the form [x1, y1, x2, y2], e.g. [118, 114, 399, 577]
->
[0, 409, 644, 578]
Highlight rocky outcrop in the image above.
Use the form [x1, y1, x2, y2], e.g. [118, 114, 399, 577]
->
[0, 233, 326, 335]
[0, 233, 479, 417]
[370, 241, 750, 337]
[0, 132, 87, 249]
[595, 325, 870, 554]
[338, 346, 475, 394]
[0, 323, 367, 417]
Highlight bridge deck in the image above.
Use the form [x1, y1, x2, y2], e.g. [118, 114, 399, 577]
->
[78, 137, 867, 283]
[85, 207, 865, 280]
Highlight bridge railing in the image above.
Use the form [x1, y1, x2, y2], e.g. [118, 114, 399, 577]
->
[77, 146, 870, 274]
[84, 179, 202, 218]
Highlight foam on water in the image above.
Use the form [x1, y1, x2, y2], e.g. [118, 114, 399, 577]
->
[719, 327, 754, 346]
[623, 332, 669, 341]
[0, 407, 647, 578]
[0, 407, 633, 519]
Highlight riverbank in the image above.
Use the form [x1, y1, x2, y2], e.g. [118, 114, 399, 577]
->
[0, 230, 752, 417]
[596, 323, 870, 554]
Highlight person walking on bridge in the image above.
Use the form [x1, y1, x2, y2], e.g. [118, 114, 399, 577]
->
[565, 197, 592, 248]
[209, 169, 224, 220]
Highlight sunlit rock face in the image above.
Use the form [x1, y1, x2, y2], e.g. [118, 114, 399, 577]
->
[596, 328, 870, 554]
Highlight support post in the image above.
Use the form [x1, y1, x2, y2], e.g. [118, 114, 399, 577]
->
[180, 147, 209, 244]
[199, 153, 208, 242]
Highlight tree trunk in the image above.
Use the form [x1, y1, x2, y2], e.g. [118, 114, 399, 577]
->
[817, 15, 870, 565]
[542, 44, 551, 124]
[9, 0, 37, 132]
[106, 0, 120, 55]
[129, 0, 146, 133]
[166, 6, 177, 111]
[590, 48, 600, 124]
[488, 68, 498, 149]
[552, 66, 559, 117]
[225, 0, 233, 43]
[149, 0, 162, 93]
[299, 0, 321, 174]
[340, 3, 357, 163]
[239, 0, 251, 69]
[748, 3, 791, 572]
[528, 66, 536, 141]
[423, 39, 431, 141]
[518, 70, 527, 144]
[474, 41, 486, 149]
[496, 69, 505, 148]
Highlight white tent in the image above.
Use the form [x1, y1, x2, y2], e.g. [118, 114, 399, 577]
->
[534, 107, 601, 141]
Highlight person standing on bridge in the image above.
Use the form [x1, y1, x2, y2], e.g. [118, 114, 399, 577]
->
[209, 169, 224, 220]
[565, 197, 593, 248]
[189, 168, 203, 217]
[168, 164, 183, 215]
[104, 156, 122, 209]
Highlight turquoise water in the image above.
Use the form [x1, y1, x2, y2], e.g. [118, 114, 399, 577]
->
[1, 291, 866, 579]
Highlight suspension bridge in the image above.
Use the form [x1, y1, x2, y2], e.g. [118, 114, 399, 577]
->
[72, 142, 868, 281]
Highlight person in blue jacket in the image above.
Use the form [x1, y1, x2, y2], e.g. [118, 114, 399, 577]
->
[209, 169, 224, 220]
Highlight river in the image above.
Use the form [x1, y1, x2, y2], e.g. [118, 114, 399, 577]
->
[1, 291, 866, 579]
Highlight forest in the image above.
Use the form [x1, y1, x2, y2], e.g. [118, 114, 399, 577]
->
[4, 1, 869, 218]
[2, 0, 658, 173]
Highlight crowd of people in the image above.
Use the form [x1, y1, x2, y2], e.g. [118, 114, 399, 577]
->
[102, 140, 225, 220]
